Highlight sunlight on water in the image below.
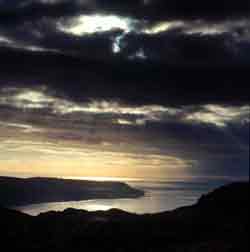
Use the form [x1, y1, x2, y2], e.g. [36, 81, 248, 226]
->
[15, 179, 229, 216]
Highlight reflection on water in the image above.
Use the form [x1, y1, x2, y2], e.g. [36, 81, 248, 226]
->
[15, 180, 228, 216]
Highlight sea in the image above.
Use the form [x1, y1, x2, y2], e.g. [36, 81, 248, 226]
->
[14, 177, 237, 216]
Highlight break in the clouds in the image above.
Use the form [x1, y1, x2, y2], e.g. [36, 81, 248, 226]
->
[0, 87, 249, 127]
[0, 0, 250, 63]
[0, 1, 249, 180]
[0, 86, 249, 179]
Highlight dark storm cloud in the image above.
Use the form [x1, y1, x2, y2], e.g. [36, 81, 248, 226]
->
[119, 29, 250, 65]
[0, 0, 249, 24]
[1, 0, 249, 65]
[0, 0, 249, 179]
[0, 45, 249, 107]
[0, 0, 88, 26]
[2, 25, 250, 66]
[0, 0, 249, 68]
[0, 12, 121, 57]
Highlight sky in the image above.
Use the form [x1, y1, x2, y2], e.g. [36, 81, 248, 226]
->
[0, 0, 249, 180]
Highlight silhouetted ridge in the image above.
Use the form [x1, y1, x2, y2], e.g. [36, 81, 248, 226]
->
[198, 182, 249, 207]
[0, 182, 248, 251]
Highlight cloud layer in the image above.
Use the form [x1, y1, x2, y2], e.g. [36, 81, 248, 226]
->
[0, 1, 249, 179]
[0, 86, 249, 179]
[0, 0, 250, 65]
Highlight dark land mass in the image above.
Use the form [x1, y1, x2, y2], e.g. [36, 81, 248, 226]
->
[0, 176, 144, 207]
[0, 182, 248, 251]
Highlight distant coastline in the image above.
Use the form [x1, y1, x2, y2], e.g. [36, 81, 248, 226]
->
[0, 176, 144, 207]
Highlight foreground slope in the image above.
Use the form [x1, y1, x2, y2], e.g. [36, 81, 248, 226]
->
[0, 182, 248, 251]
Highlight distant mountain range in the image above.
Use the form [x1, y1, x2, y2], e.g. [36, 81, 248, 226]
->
[0, 176, 144, 206]
[0, 182, 248, 251]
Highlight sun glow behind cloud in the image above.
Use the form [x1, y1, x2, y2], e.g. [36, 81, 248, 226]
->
[0, 86, 249, 179]
[0, 1, 249, 182]
[58, 15, 134, 35]
[51, 13, 250, 60]
[143, 21, 184, 34]
[0, 86, 195, 180]
[0, 138, 193, 179]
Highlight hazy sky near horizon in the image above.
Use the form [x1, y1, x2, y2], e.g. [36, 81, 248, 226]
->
[0, 1, 249, 180]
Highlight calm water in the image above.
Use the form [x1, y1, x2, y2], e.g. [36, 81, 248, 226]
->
[15, 179, 230, 216]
